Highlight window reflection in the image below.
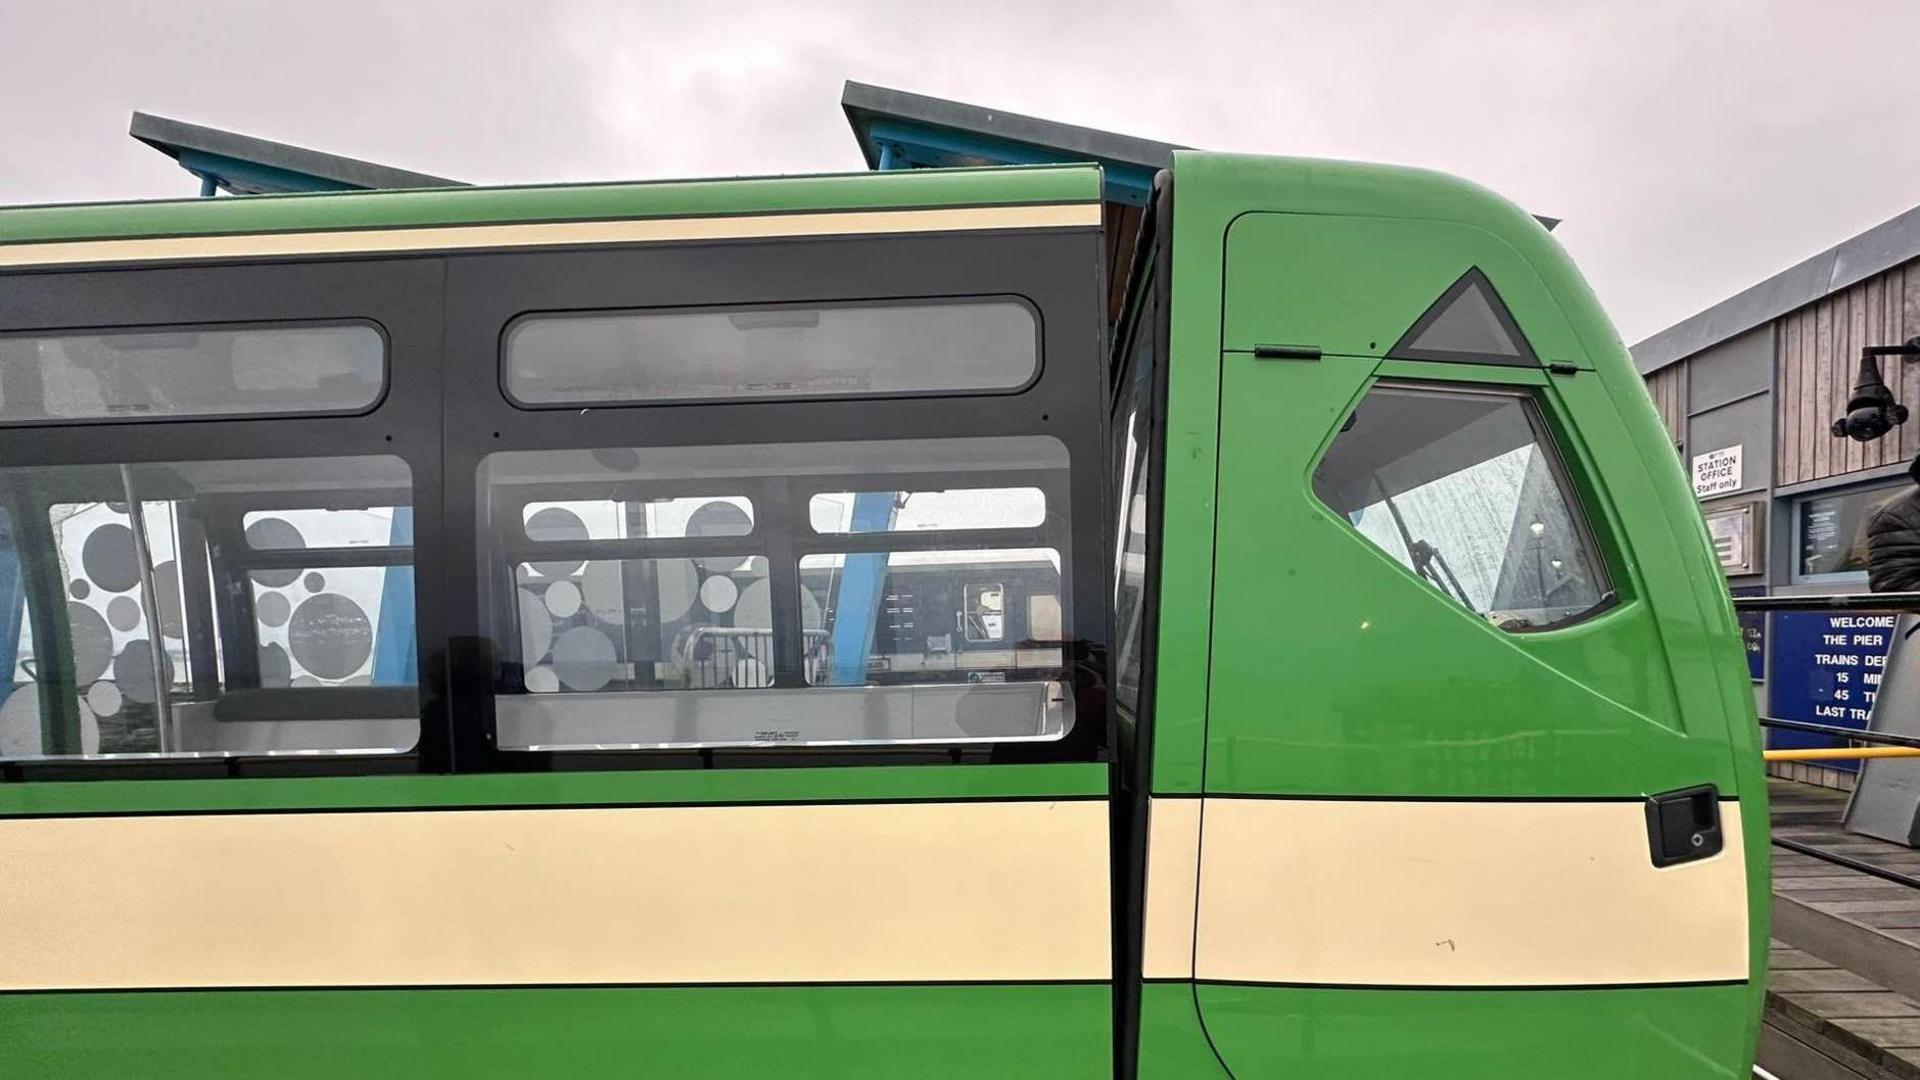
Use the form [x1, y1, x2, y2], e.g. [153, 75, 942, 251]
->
[479, 437, 1073, 750]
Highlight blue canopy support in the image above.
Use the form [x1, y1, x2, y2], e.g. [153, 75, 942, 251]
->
[844, 82, 1181, 209]
[828, 493, 899, 686]
[372, 507, 417, 686]
[129, 111, 460, 197]
[864, 118, 1157, 206]
[0, 508, 22, 709]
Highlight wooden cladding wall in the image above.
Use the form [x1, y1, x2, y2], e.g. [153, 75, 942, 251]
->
[1645, 363, 1685, 449]
[1777, 263, 1920, 487]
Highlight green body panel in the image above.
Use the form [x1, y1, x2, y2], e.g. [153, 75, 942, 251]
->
[1202, 348, 1736, 797]
[1193, 984, 1754, 1079]
[1136, 984, 1229, 1077]
[0, 164, 1101, 245]
[1148, 154, 1767, 1076]
[1221, 213, 1588, 367]
[0, 762, 1105, 816]
[0, 984, 1111, 1079]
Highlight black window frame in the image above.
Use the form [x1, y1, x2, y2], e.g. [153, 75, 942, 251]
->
[0, 257, 450, 783]
[1109, 171, 1174, 1080]
[442, 225, 1111, 773]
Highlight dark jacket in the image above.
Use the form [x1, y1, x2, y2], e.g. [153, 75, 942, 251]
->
[1867, 458, 1920, 593]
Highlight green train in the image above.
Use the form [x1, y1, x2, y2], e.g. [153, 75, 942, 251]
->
[0, 155, 1765, 1077]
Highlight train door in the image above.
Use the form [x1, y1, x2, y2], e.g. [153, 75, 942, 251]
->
[1187, 212, 1759, 1077]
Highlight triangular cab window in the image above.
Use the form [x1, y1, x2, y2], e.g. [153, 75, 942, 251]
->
[1387, 268, 1537, 367]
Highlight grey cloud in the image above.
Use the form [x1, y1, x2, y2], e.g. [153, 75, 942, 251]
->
[4, 0, 1918, 342]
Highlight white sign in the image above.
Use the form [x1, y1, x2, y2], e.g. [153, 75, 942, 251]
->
[1704, 504, 1754, 575]
[1692, 445, 1743, 497]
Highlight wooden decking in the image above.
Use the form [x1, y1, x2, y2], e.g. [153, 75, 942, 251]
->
[1763, 779, 1920, 1079]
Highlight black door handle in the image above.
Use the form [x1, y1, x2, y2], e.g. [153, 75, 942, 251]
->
[1645, 785, 1724, 867]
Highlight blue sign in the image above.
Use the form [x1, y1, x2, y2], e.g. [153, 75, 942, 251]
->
[1768, 610, 1896, 771]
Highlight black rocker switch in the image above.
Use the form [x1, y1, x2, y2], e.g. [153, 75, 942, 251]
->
[1645, 785, 1724, 868]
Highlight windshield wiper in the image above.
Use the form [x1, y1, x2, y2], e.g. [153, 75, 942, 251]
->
[1408, 538, 1472, 609]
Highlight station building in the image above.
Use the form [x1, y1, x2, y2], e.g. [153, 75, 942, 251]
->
[1632, 206, 1920, 785]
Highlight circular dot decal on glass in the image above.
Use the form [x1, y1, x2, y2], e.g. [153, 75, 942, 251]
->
[86, 680, 123, 718]
[698, 574, 739, 614]
[735, 577, 772, 630]
[258, 642, 292, 688]
[82, 523, 141, 593]
[655, 559, 699, 623]
[245, 518, 305, 588]
[551, 626, 616, 692]
[544, 580, 582, 619]
[288, 593, 373, 681]
[106, 595, 143, 633]
[689, 501, 754, 573]
[67, 602, 113, 684]
[304, 572, 326, 593]
[525, 507, 588, 579]
[113, 642, 171, 704]
[69, 579, 90, 600]
[256, 591, 291, 628]
[291, 675, 324, 689]
[581, 560, 623, 623]
[246, 517, 305, 551]
[0, 690, 40, 757]
[518, 589, 553, 662]
[152, 561, 184, 639]
[524, 665, 560, 693]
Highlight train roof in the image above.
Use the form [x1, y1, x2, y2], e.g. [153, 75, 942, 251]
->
[0, 163, 1102, 249]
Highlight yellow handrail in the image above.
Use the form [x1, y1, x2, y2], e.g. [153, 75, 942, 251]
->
[1764, 746, 1920, 762]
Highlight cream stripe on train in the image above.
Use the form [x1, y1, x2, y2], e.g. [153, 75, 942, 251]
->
[0, 799, 1110, 991]
[0, 203, 1104, 270]
[1192, 797, 1749, 988]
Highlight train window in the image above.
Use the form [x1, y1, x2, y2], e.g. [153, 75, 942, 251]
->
[478, 435, 1072, 750]
[0, 323, 384, 425]
[1312, 383, 1612, 632]
[501, 298, 1039, 407]
[0, 455, 418, 760]
[1792, 483, 1905, 583]
[244, 507, 405, 549]
[808, 487, 1047, 533]
[512, 555, 777, 693]
[799, 548, 1063, 683]
[523, 496, 755, 543]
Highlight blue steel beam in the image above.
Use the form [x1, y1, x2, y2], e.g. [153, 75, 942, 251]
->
[372, 507, 416, 685]
[0, 508, 21, 710]
[174, 149, 361, 197]
[828, 493, 898, 686]
[864, 119, 1155, 206]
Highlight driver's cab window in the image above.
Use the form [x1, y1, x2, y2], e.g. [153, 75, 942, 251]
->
[1312, 382, 1612, 632]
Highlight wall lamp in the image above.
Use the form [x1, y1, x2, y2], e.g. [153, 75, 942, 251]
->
[1833, 337, 1920, 442]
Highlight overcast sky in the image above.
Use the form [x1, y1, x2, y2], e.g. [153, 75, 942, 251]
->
[4, 0, 1917, 344]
